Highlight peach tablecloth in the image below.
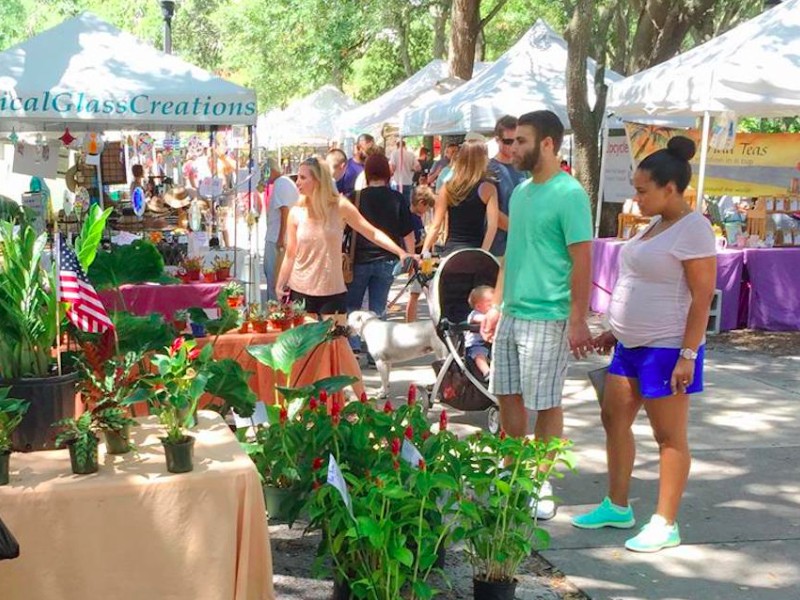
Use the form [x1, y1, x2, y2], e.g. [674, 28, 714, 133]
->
[197, 332, 365, 406]
[0, 412, 273, 600]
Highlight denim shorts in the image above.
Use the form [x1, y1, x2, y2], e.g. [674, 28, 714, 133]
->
[608, 342, 705, 399]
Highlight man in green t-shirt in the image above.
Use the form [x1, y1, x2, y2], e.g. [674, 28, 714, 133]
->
[481, 110, 593, 520]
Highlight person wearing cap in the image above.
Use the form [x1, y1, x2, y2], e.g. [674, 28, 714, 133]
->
[262, 158, 299, 302]
[489, 116, 527, 257]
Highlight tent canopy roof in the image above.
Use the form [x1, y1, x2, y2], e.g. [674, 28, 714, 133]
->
[401, 20, 622, 135]
[0, 12, 257, 132]
[607, 0, 800, 118]
[337, 59, 488, 137]
[257, 85, 359, 149]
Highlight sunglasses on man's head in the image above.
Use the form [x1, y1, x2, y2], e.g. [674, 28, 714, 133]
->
[501, 138, 515, 146]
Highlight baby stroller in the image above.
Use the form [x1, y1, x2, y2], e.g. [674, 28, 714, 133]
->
[428, 248, 501, 433]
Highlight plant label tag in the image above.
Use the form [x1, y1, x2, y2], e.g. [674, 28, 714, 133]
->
[327, 454, 354, 519]
[401, 440, 424, 469]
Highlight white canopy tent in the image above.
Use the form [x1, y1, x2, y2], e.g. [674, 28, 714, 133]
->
[337, 59, 488, 139]
[256, 85, 359, 150]
[0, 12, 257, 132]
[605, 0, 800, 213]
[401, 20, 623, 135]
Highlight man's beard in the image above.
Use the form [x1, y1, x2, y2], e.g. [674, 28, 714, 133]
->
[515, 145, 540, 172]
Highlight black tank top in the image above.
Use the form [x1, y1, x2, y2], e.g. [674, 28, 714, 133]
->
[444, 179, 493, 254]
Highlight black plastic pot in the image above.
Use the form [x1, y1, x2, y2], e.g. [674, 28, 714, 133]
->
[331, 578, 351, 600]
[473, 576, 518, 600]
[162, 435, 195, 474]
[4, 371, 78, 452]
[68, 439, 99, 475]
[0, 451, 9, 485]
[103, 425, 131, 455]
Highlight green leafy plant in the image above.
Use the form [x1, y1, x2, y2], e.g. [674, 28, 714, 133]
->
[458, 432, 575, 584]
[53, 411, 99, 466]
[174, 309, 189, 322]
[88, 240, 175, 291]
[180, 256, 203, 272]
[74, 347, 141, 433]
[213, 256, 233, 270]
[203, 358, 257, 418]
[0, 387, 30, 453]
[223, 280, 244, 297]
[75, 204, 113, 272]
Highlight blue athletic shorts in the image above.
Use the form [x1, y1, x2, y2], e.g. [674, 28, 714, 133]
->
[608, 342, 705, 399]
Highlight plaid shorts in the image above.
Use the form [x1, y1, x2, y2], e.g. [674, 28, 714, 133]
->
[489, 316, 570, 411]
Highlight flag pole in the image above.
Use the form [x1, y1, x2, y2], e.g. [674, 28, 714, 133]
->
[54, 231, 63, 377]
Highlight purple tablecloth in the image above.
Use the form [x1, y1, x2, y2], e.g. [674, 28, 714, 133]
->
[743, 248, 800, 331]
[591, 238, 744, 332]
[100, 282, 225, 319]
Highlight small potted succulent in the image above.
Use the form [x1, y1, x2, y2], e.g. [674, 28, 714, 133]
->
[213, 256, 233, 280]
[53, 412, 100, 475]
[146, 337, 214, 474]
[223, 281, 245, 308]
[201, 266, 217, 283]
[250, 305, 269, 333]
[267, 301, 293, 331]
[179, 256, 203, 281]
[0, 387, 29, 485]
[172, 309, 189, 332]
[291, 299, 306, 327]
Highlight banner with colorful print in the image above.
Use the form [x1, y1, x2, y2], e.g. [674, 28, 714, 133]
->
[624, 123, 800, 196]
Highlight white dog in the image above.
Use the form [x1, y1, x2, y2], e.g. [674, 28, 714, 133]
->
[347, 311, 446, 398]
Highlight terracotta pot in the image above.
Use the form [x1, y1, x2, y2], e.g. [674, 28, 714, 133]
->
[280, 318, 293, 331]
[216, 267, 231, 280]
[172, 319, 187, 332]
[252, 321, 268, 334]
[185, 269, 201, 281]
[238, 321, 250, 334]
[293, 315, 305, 327]
[226, 295, 243, 309]
[202, 272, 217, 283]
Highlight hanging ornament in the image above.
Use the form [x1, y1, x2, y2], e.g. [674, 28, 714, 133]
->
[74, 187, 89, 213]
[131, 186, 146, 217]
[59, 127, 76, 147]
[188, 200, 203, 232]
[83, 132, 104, 156]
[7, 128, 18, 144]
[137, 132, 154, 155]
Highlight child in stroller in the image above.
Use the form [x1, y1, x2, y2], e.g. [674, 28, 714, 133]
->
[465, 285, 494, 383]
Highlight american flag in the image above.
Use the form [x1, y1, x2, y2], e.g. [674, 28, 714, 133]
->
[57, 235, 114, 333]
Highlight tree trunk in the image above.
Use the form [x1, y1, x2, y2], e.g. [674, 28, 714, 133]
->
[432, 0, 452, 60]
[396, 16, 413, 77]
[565, 0, 602, 208]
[448, 0, 481, 79]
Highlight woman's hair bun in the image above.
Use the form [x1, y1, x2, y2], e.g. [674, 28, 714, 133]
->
[666, 136, 696, 162]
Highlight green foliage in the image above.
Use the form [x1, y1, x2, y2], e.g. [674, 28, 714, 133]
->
[0, 387, 30, 453]
[74, 204, 112, 272]
[88, 240, 174, 291]
[112, 311, 175, 355]
[248, 319, 332, 378]
[203, 358, 257, 418]
[0, 196, 29, 225]
[53, 411, 98, 467]
[0, 222, 60, 378]
[739, 117, 800, 134]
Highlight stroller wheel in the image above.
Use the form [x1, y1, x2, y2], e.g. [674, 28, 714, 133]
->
[486, 406, 500, 435]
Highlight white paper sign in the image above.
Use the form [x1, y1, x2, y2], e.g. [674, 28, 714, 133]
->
[401, 439, 424, 469]
[603, 136, 636, 204]
[327, 454, 354, 518]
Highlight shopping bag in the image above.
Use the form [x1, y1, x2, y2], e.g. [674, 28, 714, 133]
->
[0, 516, 20, 560]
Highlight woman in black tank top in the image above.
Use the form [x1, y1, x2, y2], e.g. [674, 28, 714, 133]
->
[421, 139, 499, 256]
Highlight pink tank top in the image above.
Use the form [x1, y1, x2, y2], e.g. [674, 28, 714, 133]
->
[289, 206, 346, 296]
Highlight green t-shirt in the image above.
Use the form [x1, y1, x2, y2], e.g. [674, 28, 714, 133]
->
[503, 171, 593, 321]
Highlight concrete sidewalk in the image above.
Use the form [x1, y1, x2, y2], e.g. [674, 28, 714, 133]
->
[357, 341, 800, 599]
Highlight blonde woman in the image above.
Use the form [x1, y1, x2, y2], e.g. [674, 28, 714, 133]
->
[421, 139, 499, 256]
[276, 156, 413, 316]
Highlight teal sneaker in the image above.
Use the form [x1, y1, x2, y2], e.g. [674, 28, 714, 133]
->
[571, 497, 636, 529]
[625, 514, 681, 553]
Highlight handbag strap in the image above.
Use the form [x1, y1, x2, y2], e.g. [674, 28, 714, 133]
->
[348, 189, 361, 261]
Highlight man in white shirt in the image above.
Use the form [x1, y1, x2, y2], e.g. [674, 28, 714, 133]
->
[389, 141, 420, 204]
[262, 158, 299, 301]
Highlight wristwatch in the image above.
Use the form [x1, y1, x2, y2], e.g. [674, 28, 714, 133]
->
[680, 348, 699, 360]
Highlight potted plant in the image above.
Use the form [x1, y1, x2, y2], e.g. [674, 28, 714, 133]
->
[53, 412, 100, 475]
[0, 206, 110, 451]
[180, 256, 203, 281]
[202, 266, 217, 283]
[145, 337, 214, 473]
[213, 256, 233, 281]
[291, 299, 306, 327]
[223, 281, 245, 308]
[76, 349, 141, 455]
[458, 432, 574, 599]
[190, 317, 207, 338]
[172, 309, 189, 332]
[250, 305, 269, 333]
[0, 388, 29, 485]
